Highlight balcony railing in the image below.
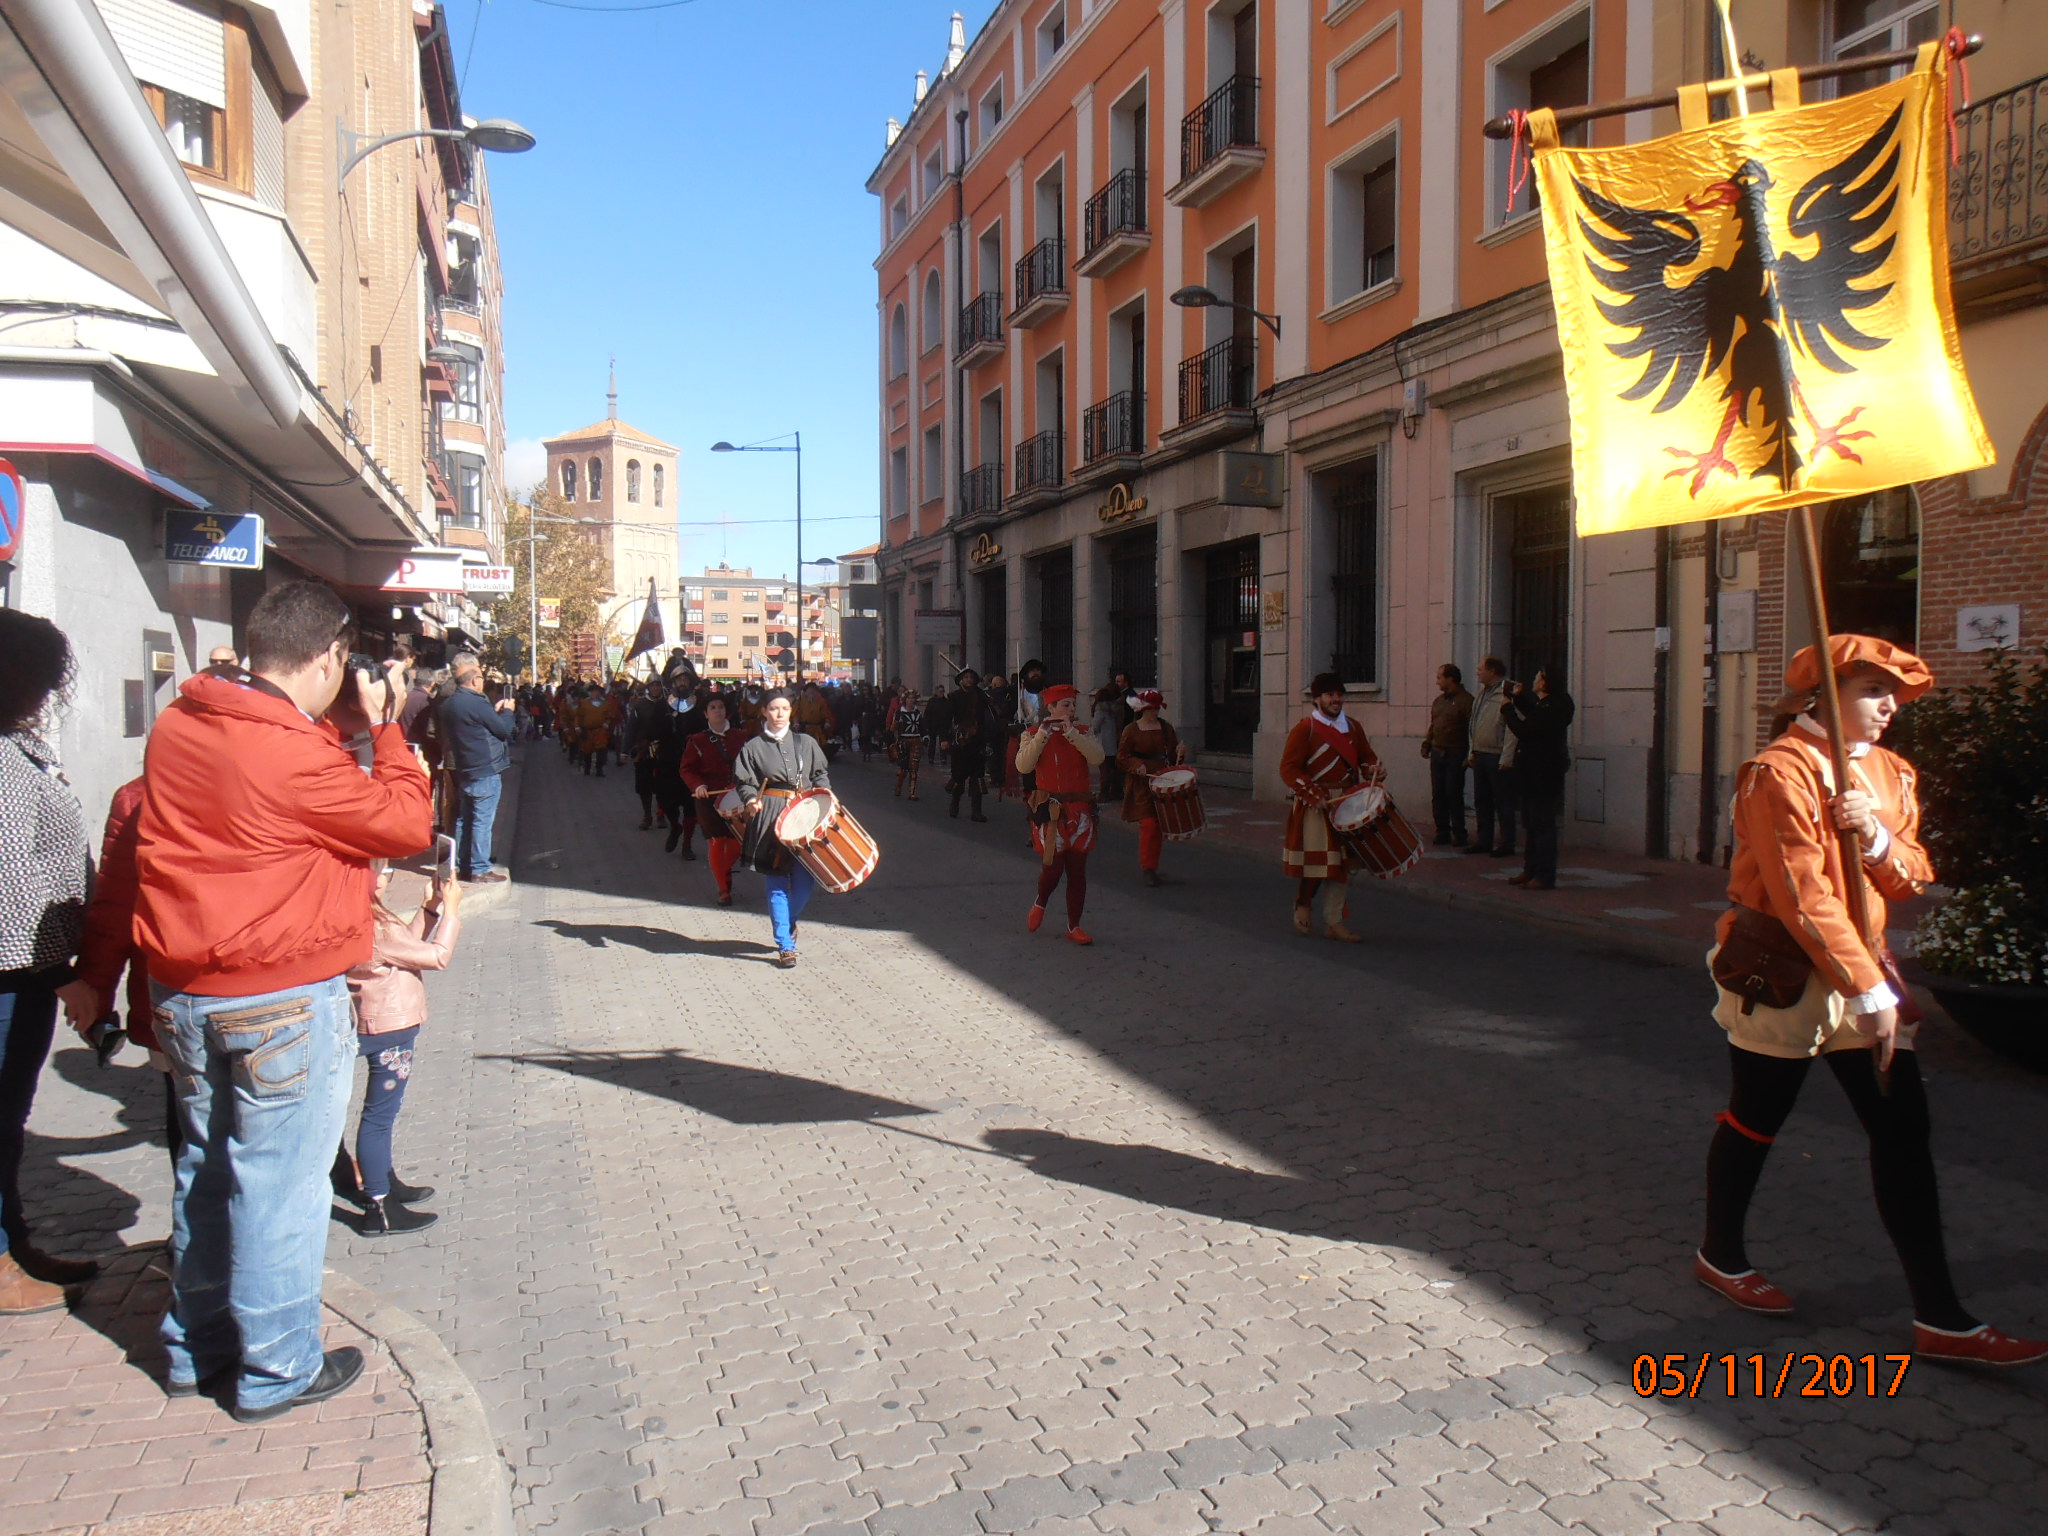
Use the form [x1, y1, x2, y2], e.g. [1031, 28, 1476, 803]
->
[961, 461, 1004, 518]
[1949, 71, 2048, 268]
[1084, 169, 1147, 255]
[958, 291, 1004, 354]
[1177, 336, 1256, 424]
[1082, 391, 1145, 462]
[1014, 237, 1068, 312]
[1014, 430, 1065, 496]
[1181, 75, 1259, 181]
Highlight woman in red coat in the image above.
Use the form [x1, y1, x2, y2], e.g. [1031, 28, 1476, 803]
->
[679, 695, 752, 906]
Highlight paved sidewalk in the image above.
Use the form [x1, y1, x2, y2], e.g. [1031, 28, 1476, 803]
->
[0, 1246, 430, 1535]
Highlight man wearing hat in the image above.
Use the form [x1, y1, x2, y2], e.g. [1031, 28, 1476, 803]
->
[1015, 683, 1105, 943]
[1277, 673, 1385, 943]
[1115, 690, 1184, 887]
[1694, 634, 2046, 1365]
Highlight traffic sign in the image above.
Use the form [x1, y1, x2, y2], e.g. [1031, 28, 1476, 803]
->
[0, 457, 23, 564]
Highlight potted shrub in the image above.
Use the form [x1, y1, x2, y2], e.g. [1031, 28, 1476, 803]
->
[1888, 646, 2048, 1067]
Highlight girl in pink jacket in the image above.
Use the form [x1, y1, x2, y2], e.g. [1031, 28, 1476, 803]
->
[342, 865, 461, 1235]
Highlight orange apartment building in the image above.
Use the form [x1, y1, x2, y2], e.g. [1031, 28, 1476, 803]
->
[869, 0, 2048, 859]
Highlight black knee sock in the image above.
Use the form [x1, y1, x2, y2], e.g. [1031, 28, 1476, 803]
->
[1702, 1047, 1811, 1273]
[1826, 1051, 1975, 1331]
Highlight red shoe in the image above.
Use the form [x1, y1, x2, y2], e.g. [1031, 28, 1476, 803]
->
[1914, 1322, 2048, 1366]
[1694, 1253, 1794, 1316]
[1066, 927, 1093, 946]
[1026, 904, 1045, 933]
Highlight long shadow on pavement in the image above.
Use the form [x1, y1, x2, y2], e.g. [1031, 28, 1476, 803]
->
[490, 1050, 936, 1126]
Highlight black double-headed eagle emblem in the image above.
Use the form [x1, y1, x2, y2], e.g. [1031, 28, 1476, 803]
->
[1572, 104, 1905, 495]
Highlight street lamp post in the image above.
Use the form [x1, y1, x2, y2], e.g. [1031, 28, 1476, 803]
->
[1169, 283, 1282, 339]
[337, 117, 537, 183]
[514, 511, 594, 682]
[710, 432, 804, 685]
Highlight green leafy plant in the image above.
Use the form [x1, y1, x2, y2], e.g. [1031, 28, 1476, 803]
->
[1889, 647, 2048, 984]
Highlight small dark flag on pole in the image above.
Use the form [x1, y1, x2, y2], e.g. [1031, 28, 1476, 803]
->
[624, 578, 665, 663]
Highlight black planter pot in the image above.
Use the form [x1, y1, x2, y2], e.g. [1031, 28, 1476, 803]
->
[1921, 973, 2048, 1071]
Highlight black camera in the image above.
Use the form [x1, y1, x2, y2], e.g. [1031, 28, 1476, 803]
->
[348, 652, 397, 715]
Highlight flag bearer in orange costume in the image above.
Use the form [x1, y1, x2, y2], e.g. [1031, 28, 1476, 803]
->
[1696, 635, 2046, 1365]
[1278, 672, 1383, 944]
[1016, 684, 1105, 945]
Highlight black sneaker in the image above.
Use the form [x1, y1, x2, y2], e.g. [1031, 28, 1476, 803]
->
[231, 1347, 365, 1423]
[361, 1197, 439, 1236]
[386, 1173, 436, 1204]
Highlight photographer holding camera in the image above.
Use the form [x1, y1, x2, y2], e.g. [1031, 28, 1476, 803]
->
[134, 581, 431, 1422]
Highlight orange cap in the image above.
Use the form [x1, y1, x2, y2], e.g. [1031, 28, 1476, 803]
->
[1784, 634, 1934, 704]
[1041, 683, 1080, 707]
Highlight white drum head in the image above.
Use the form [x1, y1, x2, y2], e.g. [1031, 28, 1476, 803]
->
[1151, 768, 1197, 793]
[715, 788, 744, 817]
[1329, 785, 1387, 830]
[776, 792, 831, 842]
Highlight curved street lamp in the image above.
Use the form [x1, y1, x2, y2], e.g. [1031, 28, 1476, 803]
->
[338, 117, 537, 182]
[710, 433, 805, 685]
[1170, 283, 1282, 339]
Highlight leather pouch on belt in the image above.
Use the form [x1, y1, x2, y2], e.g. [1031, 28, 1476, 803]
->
[1712, 905, 1814, 1015]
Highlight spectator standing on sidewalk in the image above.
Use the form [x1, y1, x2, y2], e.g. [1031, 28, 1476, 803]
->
[135, 580, 431, 1421]
[207, 644, 240, 668]
[1464, 657, 1518, 859]
[1502, 669, 1574, 891]
[339, 864, 461, 1236]
[1423, 664, 1473, 847]
[0, 611, 97, 1313]
[439, 658, 515, 884]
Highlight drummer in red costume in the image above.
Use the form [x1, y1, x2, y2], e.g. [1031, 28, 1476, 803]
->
[1116, 690, 1185, 887]
[1016, 683, 1106, 944]
[1279, 672, 1384, 943]
[679, 694, 752, 908]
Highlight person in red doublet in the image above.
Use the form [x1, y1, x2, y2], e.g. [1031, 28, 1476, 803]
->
[1277, 671, 1386, 943]
[679, 695, 754, 907]
[1015, 683, 1106, 944]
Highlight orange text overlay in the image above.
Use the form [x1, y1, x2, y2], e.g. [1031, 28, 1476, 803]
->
[1632, 1352, 1911, 1400]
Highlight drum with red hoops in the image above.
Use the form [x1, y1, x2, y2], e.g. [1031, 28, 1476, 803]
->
[1327, 784, 1423, 879]
[773, 790, 881, 893]
[1146, 767, 1207, 841]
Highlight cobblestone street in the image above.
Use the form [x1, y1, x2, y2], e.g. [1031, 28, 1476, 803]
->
[26, 740, 2048, 1535]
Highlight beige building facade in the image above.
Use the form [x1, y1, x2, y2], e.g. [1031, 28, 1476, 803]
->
[544, 397, 682, 657]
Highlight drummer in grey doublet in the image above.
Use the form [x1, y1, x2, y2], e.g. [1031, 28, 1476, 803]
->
[732, 690, 832, 968]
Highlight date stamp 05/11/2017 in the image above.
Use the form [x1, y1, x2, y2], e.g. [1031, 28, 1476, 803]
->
[1633, 1353, 1913, 1400]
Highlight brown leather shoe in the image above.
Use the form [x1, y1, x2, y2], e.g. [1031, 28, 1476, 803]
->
[0, 1252, 68, 1314]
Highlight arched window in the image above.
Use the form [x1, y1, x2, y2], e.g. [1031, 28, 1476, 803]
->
[1821, 487, 1920, 647]
[653, 463, 665, 507]
[626, 459, 642, 503]
[889, 303, 908, 377]
[921, 270, 942, 353]
[561, 458, 577, 500]
[588, 457, 603, 500]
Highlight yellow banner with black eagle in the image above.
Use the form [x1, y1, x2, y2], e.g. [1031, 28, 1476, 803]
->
[1532, 42, 1991, 538]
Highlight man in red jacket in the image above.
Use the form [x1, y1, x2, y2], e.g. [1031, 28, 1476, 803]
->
[136, 582, 430, 1423]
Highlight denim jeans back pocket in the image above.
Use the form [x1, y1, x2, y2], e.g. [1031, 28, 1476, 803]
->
[210, 997, 316, 1101]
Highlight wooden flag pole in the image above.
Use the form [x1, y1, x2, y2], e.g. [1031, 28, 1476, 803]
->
[1791, 502, 1879, 951]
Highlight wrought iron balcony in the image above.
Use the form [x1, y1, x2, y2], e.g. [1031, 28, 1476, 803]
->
[1013, 430, 1065, 498]
[1082, 391, 1145, 463]
[1949, 71, 2048, 283]
[1177, 337, 1256, 426]
[1081, 169, 1146, 260]
[961, 461, 1004, 519]
[958, 290, 1005, 365]
[1012, 237, 1069, 326]
[1173, 76, 1263, 205]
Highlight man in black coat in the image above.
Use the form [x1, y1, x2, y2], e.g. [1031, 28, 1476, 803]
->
[945, 671, 997, 823]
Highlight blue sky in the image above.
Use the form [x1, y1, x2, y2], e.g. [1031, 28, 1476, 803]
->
[458, 0, 995, 582]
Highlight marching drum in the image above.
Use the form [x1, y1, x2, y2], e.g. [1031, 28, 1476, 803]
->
[1147, 766, 1206, 841]
[1327, 784, 1423, 879]
[715, 787, 751, 839]
[773, 789, 881, 894]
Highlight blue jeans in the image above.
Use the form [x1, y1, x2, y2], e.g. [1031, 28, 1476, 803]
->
[763, 863, 816, 953]
[0, 969, 61, 1260]
[155, 976, 355, 1408]
[455, 772, 503, 879]
[354, 1027, 418, 1200]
